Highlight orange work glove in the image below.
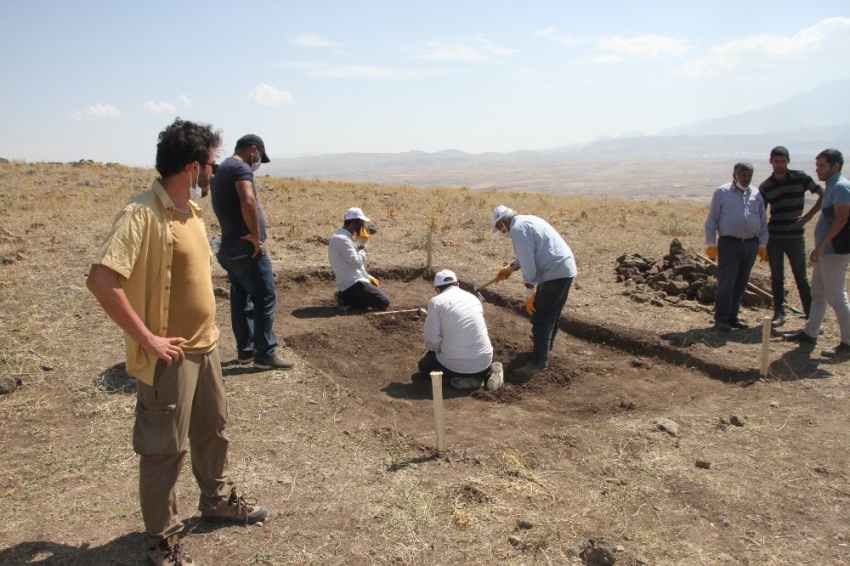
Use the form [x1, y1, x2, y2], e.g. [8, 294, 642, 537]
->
[496, 264, 515, 281]
[705, 246, 718, 261]
[357, 225, 370, 240]
[758, 246, 768, 263]
[368, 275, 380, 287]
[525, 287, 536, 316]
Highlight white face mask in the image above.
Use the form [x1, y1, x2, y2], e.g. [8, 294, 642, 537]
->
[189, 170, 202, 201]
[251, 150, 262, 172]
[499, 226, 510, 238]
[735, 181, 750, 191]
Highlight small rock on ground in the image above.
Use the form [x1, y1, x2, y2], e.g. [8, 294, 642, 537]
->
[654, 417, 679, 437]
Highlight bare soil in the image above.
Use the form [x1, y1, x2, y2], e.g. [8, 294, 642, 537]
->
[2, 161, 850, 566]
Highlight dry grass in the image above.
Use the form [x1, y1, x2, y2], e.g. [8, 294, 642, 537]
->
[2, 161, 850, 565]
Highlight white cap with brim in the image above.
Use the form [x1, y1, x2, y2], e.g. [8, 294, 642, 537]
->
[344, 207, 370, 222]
[434, 269, 457, 287]
[492, 205, 514, 232]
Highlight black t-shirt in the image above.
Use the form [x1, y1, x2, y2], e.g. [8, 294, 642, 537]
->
[211, 156, 267, 242]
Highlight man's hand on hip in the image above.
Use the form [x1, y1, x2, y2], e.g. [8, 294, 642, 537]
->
[241, 233, 263, 257]
[143, 335, 187, 366]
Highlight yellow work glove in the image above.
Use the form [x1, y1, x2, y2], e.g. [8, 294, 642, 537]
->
[525, 288, 536, 316]
[357, 225, 370, 240]
[758, 246, 768, 263]
[496, 265, 515, 281]
[368, 275, 380, 287]
[705, 246, 718, 261]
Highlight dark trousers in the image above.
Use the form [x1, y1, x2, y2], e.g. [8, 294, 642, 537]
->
[216, 240, 278, 359]
[417, 351, 491, 381]
[531, 277, 574, 368]
[340, 280, 390, 311]
[715, 237, 759, 324]
[767, 237, 812, 318]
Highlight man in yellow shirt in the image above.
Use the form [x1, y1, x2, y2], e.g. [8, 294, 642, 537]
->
[87, 119, 267, 566]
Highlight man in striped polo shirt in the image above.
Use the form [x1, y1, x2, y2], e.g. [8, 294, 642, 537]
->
[758, 146, 823, 327]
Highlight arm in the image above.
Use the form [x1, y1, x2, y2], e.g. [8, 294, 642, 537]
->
[235, 179, 262, 257]
[811, 202, 850, 263]
[704, 189, 721, 245]
[794, 186, 824, 228]
[757, 196, 769, 247]
[86, 264, 186, 364]
[338, 235, 367, 269]
[422, 304, 442, 352]
[511, 226, 537, 285]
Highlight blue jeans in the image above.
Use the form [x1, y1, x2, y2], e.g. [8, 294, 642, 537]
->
[715, 237, 758, 324]
[216, 240, 278, 359]
[767, 237, 811, 318]
[531, 277, 574, 368]
[340, 281, 390, 311]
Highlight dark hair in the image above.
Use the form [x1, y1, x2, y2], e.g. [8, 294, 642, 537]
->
[155, 118, 222, 179]
[817, 148, 844, 170]
[733, 161, 754, 174]
[770, 146, 789, 159]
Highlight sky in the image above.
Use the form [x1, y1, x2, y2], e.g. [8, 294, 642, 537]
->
[1, 0, 849, 166]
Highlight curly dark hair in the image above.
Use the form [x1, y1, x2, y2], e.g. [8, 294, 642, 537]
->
[155, 118, 222, 179]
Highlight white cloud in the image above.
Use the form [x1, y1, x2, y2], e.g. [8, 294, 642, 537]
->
[592, 54, 623, 64]
[310, 65, 437, 80]
[597, 34, 691, 58]
[414, 36, 516, 61]
[247, 83, 294, 106]
[178, 95, 190, 106]
[69, 103, 121, 121]
[533, 27, 580, 46]
[142, 100, 176, 114]
[534, 27, 554, 37]
[678, 16, 850, 77]
[290, 33, 339, 47]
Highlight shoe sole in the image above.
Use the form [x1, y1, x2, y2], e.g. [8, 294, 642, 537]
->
[237, 357, 254, 365]
[202, 510, 268, 525]
[254, 363, 294, 370]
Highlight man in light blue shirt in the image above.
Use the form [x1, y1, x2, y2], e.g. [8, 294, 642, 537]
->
[783, 149, 850, 359]
[704, 162, 769, 332]
[492, 205, 578, 383]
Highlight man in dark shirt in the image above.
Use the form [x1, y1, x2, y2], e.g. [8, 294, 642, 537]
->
[211, 134, 294, 370]
[758, 146, 823, 327]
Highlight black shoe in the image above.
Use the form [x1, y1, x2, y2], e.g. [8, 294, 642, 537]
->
[730, 320, 749, 329]
[821, 342, 850, 359]
[506, 363, 544, 385]
[715, 322, 732, 333]
[237, 353, 254, 365]
[771, 314, 785, 328]
[783, 329, 817, 344]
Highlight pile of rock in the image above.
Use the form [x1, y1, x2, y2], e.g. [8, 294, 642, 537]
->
[615, 239, 771, 308]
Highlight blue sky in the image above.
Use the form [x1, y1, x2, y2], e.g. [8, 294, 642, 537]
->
[1, 0, 849, 166]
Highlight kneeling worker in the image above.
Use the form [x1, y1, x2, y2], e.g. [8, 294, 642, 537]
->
[329, 207, 390, 311]
[419, 269, 503, 391]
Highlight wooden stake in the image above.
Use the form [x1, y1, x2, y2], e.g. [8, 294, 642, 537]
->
[430, 371, 446, 453]
[426, 230, 433, 269]
[760, 315, 771, 377]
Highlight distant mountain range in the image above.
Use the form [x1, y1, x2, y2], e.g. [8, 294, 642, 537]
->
[265, 80, 850, 199]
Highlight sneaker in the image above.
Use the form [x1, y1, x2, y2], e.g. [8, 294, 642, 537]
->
[715, 322, 732, 333]
[821, 342, 850, 359]
[506, 363, 544, 385]
[237, 353, 254, 365]
[486, 362, 504, 392]
[254, 355, 294, 370]
[146, 539, 194, 566]
[334, 291, 351, 311]
[782, 329, 817, 344]
[729, 320, 749, 329]
[202, 491, 268, 525]
[771, 314, 785, 328]
[449, 376, 484, 389]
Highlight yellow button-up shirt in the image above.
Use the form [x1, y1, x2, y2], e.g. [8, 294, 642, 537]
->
[95, 180, 213, 385]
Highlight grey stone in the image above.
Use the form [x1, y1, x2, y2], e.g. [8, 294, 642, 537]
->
[655, 418, 680, 437]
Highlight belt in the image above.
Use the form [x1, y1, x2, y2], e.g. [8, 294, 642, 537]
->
[719, 235, 759, 244]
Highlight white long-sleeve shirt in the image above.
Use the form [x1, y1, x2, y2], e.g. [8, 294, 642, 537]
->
[328, 227, 370, 291]
[509, 214, 577, 285]
[423, 285, 493, 374]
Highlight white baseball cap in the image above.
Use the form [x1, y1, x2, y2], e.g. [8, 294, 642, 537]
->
[344, 207, 370, 222]
[492, 205, 514, 232]
[433, 269, 457, 287]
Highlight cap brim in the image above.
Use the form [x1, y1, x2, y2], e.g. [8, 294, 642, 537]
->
[260, 151, 270, 163]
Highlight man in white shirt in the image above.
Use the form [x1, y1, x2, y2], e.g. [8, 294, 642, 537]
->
[419, 269, 503, 391]
[328, 207, 390, 311]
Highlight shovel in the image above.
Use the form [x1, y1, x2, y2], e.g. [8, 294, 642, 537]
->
[472, 265, 516, 301]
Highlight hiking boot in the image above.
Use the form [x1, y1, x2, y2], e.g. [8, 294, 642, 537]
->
[449, 376, 484, 389]
[771, 313, 785, 328]
[146, 539, 194, 566]
[506, 363, 544, 385]
[715, 322, 732, 333]
[486, 362, 504, 392]
[821, 342, 850, 360]
[254, 355, 294, 370]
[729, 320, 749, 329]
[202, 491, 268, 525]
[783, 329, 817, 345]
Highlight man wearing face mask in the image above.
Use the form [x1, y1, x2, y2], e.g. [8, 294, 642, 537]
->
[328, 207, 390, 311]
[491, 205, 577, 384]
[211, 134, 294, 370]
[87, 119, 268, 566]
[705, 162, 769, 333]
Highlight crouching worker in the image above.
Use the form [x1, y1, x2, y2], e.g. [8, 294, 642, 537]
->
[419, 269, 503, 391]
[328, 207, 390, 311]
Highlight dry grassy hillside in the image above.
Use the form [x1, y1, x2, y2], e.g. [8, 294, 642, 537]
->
[2, 161, 849, 566]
